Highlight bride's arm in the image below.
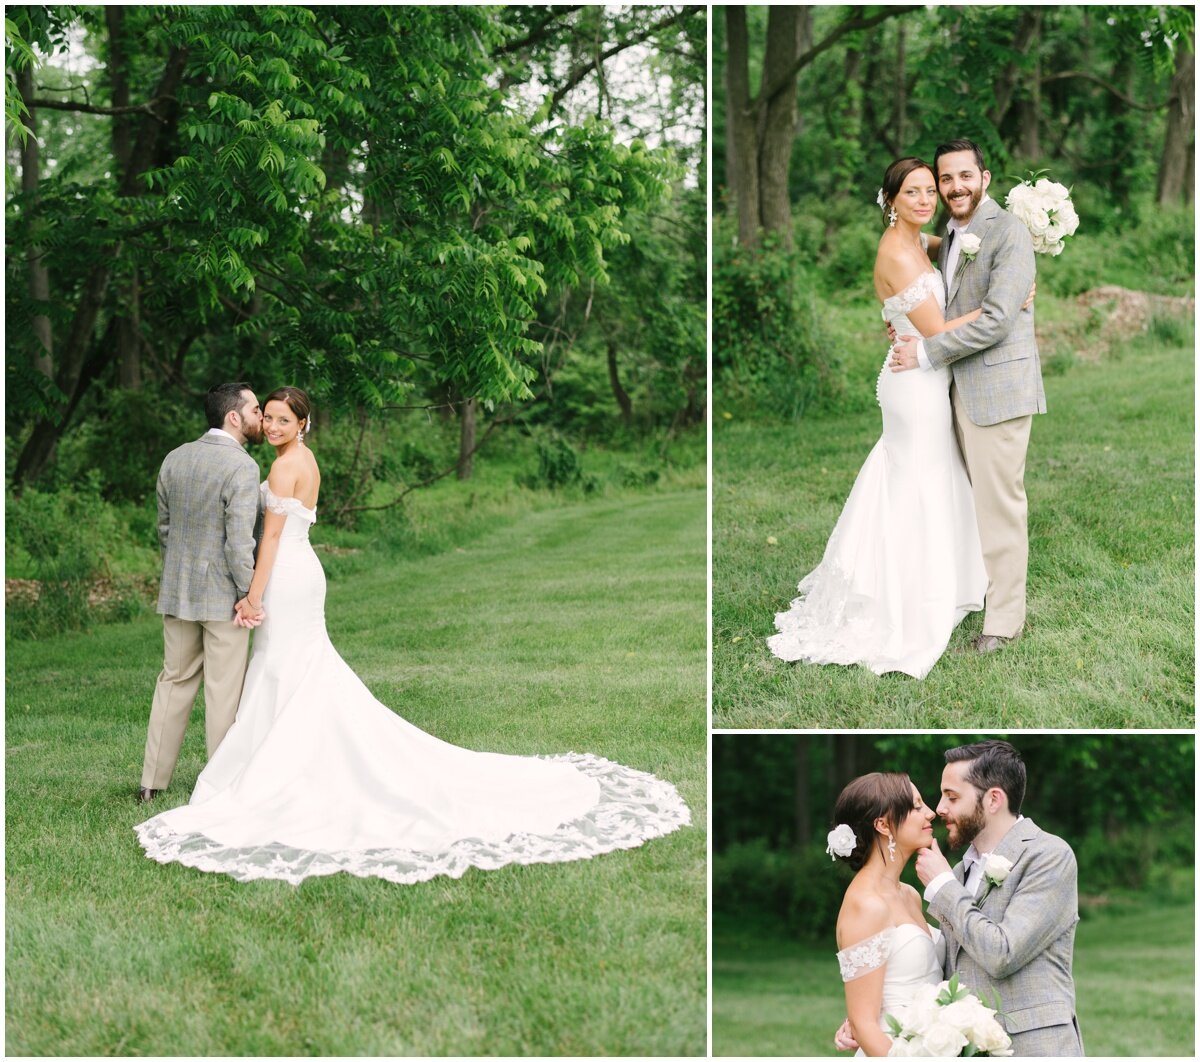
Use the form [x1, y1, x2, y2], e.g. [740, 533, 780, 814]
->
[238, 465, 301, 615]
[838, 902, 895, 1057]
[906, 297, 981, 337]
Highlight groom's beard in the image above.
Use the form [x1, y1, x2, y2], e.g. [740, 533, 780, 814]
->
[942, 186, 982, 221]
[943, 795, 986, 850]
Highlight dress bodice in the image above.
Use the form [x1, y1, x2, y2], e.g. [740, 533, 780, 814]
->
[261, 481, 316, 541]
[838, 923, 944, 1031]
[881, 271, 944, 340]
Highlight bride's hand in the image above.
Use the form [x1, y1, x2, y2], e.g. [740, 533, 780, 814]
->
[834, 1018, 859, 1052]
[1023, 280, 1037, 310]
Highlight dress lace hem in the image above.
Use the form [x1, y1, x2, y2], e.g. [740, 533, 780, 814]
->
[134, 753, 691, 885]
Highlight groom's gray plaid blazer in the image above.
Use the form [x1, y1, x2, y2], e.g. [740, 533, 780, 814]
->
[923, 197, 1047, 427]
[928, 817, 1084, 1056]
[156, 433, 259, 622]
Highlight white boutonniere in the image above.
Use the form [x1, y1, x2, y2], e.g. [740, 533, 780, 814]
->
[958, 232, 982, 264]
[976, 853, 1014, 903]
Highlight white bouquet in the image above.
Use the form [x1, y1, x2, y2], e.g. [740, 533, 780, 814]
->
[886, 974, 1013, 1057]
[1005, 170, 1079, 256]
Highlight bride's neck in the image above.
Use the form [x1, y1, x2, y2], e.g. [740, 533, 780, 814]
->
[859, 850, 909, 888]
[894, 219, 926, 248]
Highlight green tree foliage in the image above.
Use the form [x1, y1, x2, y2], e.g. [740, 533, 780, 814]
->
[6, 5, 699, 494]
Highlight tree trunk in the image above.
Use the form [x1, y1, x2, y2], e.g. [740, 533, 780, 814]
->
[833, 734, 858, 789]
[17, 66, 52, 379]
[1016, 13, 1042, 159]
[990, 8, 1042, 128]
[757, 5, 801, 243]
[107, 6, 142, 389]
[106, 7, 132, 172]
[894, 23, 907, 153]
[14, 47, 189, 485]
[724, 6, 759, 246]
[606, 339, 633, 425]
[117, 270, 143, 389]
[1157, 35, 1194, 205]
[794, 738, 811, 849]
[457, 398, 477, 480]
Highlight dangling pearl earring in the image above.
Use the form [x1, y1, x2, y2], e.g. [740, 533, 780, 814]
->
[887, 834, 897, 862]
[888, 205, 898, 228]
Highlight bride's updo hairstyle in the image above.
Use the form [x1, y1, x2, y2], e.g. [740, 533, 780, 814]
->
[831, 772, 916, 870]
[263, 386, 313, 440]
[878, 156, 934, 226]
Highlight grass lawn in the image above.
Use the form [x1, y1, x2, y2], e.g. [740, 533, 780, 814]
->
[6, 487, 706, 1056]
[712, 898, 1195, 1057]
[712, 313, 1194, 727]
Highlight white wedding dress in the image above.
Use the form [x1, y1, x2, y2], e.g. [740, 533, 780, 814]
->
[135, 482, 690, 884]
[767, 271, 986, 679]
[838, 923, 945, 1055]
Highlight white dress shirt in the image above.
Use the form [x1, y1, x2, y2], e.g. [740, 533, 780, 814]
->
[207, 427, 239, 443]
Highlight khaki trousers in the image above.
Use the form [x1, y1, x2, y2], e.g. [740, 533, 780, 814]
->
[951, 383, 1033, 639]
[141, 614, 250, 790]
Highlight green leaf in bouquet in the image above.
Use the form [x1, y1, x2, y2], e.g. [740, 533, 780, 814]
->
[885, 1014, 905, 1037]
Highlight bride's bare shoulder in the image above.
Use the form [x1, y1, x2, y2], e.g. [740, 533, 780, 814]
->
[836, 887, 891, 949]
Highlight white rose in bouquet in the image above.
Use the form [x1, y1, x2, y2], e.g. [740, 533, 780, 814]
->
[1006, 170, 1079, 256]
[886, 976, 1013, 1057]
[921, 1022, 969, 1058]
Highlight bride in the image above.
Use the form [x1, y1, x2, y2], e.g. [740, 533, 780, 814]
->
[829, 772, 942, 1056]
[135, 387, 689, 884]
[767, 157, 1032, 679]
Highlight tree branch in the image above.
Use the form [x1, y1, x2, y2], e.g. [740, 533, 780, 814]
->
[1040, 70, 1165, 111]
[495, 6, 585, 56]
[548, 6, 698, 115]
[29, 95, 176, 121]
[753, 5, 921, 116]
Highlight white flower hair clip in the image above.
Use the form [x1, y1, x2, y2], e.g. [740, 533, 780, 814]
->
[826, 823, 857, 860]
[875, 188, 886, 210]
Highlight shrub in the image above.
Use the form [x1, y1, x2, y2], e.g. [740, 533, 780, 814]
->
[5, 486, 120, 638]
[713, 220, 844, 419]
[518, 432, 599, 492]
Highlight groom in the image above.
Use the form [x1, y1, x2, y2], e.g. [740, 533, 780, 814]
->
[137, 383, 263, 802]
[890, 139, 1045, 653]
[837, 739, 1084, 1056]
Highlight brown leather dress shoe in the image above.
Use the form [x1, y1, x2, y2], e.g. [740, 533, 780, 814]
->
[975, 634, 1016, 654]
[137, 787, 162, 803]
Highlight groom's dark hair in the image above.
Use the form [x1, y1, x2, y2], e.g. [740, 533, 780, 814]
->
[934, 138, 986, 176]
[205, 382, 253, 429]
[945, 740, 1025, 814]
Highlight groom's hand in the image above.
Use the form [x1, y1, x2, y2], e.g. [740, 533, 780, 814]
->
[916, 837, 952, 886]
[889, 335, 919, 372]
[834, 1018, 858, 1052]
